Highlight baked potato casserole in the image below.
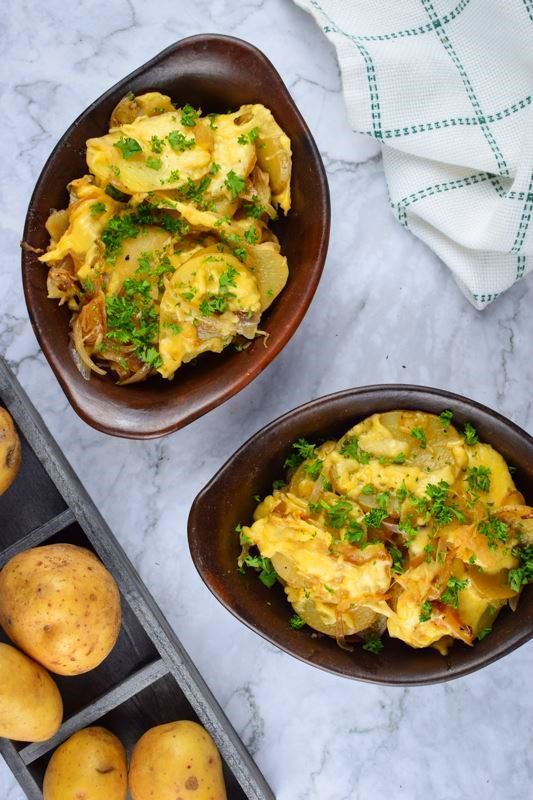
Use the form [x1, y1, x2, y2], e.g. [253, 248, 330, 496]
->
[238, 410, 533, 654]
[39, 92, 291, 384]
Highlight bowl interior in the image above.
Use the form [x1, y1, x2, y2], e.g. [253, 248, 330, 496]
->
[188, 386, 533, 685]
[22, 35, 329, 438]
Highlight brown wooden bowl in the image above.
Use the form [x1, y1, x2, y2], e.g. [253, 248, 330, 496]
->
[188, 385, 533, 685]
[22, 35, 330, 438]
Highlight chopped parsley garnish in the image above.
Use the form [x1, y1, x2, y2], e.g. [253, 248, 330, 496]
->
[508, 544, 533, 591]
[464, 422, 479, 446]
[105, 278, 161, 368]
[243, 195, 264, 219]
[441, 576, 469, 608]
[207, 113, 219, 129]
[387, 544, 404, 574]
[272, 479, 287, 491]
[410, 427, 427, 448]
[325, 499, 353, 529]
[419, 600, 432, 622]
[146, 156, 162, 170]
[467, 466, 491, 493]
[164, 322, 183, 335]
[439, 409, 453, 429]
[362, 636, 384, 654]
[224, 170, 246, 199]
[304, 459, 323, 480]
[364, 508, 388, 529]
[113, 136, 142, 159]
[339, 436, 370, 464]
[244, 226, 259, 244]
[210, 162, 221, 175]
[344, 519, 365, 544]
[101, 214, 140, 264]
[398, 518, 418, 540]
[237, 127, 259, 145]
[361, 484, 376, 495]
[180, 104, 199, 127]
[243, 554, 278, 587]
[284, 438, 316, 469]
[101, 205, 188, 264]
[379, 453, 406, 465]
[90, 201, 106, 216]
[199, 265, 238, 316]
[478, 627, 492, 640]
[478, 515, 509, 549]
[289, 614, 306, 630]
[415, 481, 465, 528]
[178, 176, 211, 206]
[149, 135, 165, 153]
[167, 130, 196, 151]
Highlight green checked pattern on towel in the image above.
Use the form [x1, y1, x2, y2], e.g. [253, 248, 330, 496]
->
[295, 0, 533, 308]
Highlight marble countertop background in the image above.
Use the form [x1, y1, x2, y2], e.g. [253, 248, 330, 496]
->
[1, 1, 532, 798]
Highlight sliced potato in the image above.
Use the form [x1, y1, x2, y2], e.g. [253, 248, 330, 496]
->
[0, 408, 21, 495]
[110, 91, 174, 128]
[249, 242, 288, 310]
[87, 113, 212, 194]
[39, 177, 121, 279]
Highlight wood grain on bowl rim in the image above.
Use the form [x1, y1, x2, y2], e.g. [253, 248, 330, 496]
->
[188, 385, 533, 686]
[21, 35, 330, 439]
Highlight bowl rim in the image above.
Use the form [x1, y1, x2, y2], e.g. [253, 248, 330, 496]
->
[21, 34, 331, 438]
[188, 383, 533, 685]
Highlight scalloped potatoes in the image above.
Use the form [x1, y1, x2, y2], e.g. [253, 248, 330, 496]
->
[239, 410, 532, 654]
[39, 92, 292, 384]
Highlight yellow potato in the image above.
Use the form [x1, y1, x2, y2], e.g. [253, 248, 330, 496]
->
[0, 543, 121, 675]
[0, 643, 62, 741]
[43, 727, 127, 800]
[0, 407, 21, 496]
[129, 721, 227, 800]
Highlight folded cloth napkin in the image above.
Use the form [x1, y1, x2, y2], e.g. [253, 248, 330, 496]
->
[295, 0, 533, 308]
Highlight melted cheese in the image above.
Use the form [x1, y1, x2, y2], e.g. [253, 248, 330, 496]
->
[158, 249, 260, 378]
[87, 113, 212, 193]
[39, 177, 120, 277]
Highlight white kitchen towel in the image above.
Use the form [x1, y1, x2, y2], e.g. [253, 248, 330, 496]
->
[295, 0, 533, 308]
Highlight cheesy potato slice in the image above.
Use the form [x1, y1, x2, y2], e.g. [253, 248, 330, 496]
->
[39, 177, 121, 278]
[327, 411, 467, 503]
[87, 113, 212, 194]
[158, 249, 261, 378]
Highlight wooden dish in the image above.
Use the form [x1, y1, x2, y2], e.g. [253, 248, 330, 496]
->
[21, 35, 330, 439]
[188, 385, 533, 685]
[0, 357, 274, 799]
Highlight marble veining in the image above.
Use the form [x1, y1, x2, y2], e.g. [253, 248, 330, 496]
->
[1, 1, 532, 798]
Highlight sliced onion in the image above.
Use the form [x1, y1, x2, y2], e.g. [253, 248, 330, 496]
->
[72, 317, 106, 376]
[118, 363, 152, 385]
[196, 319, 224, 340]
[69, 342, 91, 381]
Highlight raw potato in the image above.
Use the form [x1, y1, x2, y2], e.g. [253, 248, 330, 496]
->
[0, 543, 121, 675]
[129, 721, 227, 800]
[0, 407, 21, 495]
[43, 726, 127, 800]
[0, 643, 63, 742]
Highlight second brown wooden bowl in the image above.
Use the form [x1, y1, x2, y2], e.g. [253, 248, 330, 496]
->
[22, 35, 330, 438]
[188, 386, 533, 685]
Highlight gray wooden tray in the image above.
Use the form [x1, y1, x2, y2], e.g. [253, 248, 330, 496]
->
[0, 356, 274, 800]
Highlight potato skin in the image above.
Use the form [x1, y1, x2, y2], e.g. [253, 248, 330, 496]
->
[0, 543, 121, 675]
[0, 643, 63, 741]
[43, 726, 127, 800]
[129, 721, 227, 800]
[0, 407, 21, 496]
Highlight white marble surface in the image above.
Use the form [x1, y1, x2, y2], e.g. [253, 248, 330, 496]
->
[1, 1, 532, 798]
